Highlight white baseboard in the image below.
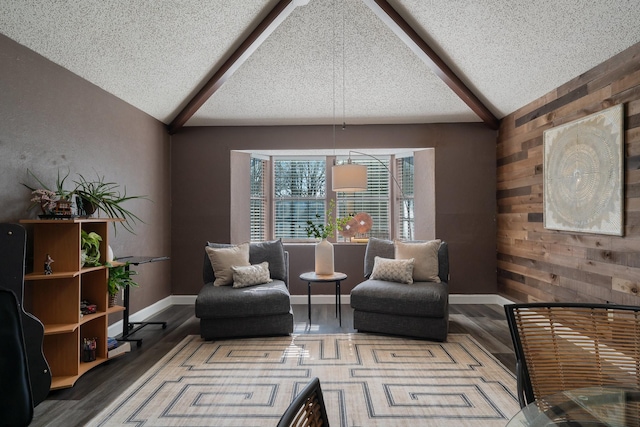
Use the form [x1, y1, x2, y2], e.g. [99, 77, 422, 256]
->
[108, 293, 513, 336]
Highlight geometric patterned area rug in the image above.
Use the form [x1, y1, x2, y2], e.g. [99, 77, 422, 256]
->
[87, 334, 520, 426]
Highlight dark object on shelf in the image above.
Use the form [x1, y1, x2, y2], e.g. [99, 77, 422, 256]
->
[37, 214, 80, 219]
[82, 338, 96, 362]
[116, 256, 169, 347]
[44, 253, 54, 275]
[107, 337, 119, 351]
[80, 300, 96, 315]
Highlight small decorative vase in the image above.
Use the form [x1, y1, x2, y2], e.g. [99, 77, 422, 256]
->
[80, 197, 97, 217]
[106, 245, 114, 263]
[315, 238, 334, 275]
[108, 292, 119, 308]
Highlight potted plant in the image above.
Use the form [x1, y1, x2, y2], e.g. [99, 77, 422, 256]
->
[81, 230, 102, 267]
[107, 262, 138, 307]
[303, 199, 352, 275]
[74, 172, 148, 233]
[23, 169, 77, 215]
[303, 199, 352, 240]
[22, 168, 148, 233]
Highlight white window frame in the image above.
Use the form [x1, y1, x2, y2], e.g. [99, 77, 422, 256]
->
[249, 152, 416, 243]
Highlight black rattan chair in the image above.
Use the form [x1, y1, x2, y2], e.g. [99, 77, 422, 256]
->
[277, 377, 329, 427]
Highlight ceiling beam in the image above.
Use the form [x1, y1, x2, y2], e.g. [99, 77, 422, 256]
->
[363, 0, 499, 130]
[168, 0, 306, 134]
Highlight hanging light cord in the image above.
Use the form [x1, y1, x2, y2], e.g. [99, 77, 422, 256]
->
[342, 0, 346, 131]
[332, 0, 336, 155]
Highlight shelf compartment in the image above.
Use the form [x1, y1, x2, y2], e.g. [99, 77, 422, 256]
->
[82, 268, 108, 312]
[30, 221, 81, 273]
[81, 221, 109, 266]
[25, 276, 80, 326]
[43, 330, 79, 379]
[80, 316, 107, 360]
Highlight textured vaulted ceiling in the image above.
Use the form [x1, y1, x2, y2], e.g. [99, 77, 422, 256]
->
[1, 0, 639, 129]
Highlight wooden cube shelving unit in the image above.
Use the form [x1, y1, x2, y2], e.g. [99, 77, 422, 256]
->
[20, 218, 125, 390]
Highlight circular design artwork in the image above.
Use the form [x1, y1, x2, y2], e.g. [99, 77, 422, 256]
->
[353, 212, 373, 233]
[340, 217, 358, 238]
[543, 105, 623, 235]
[339, 212, 373, 238]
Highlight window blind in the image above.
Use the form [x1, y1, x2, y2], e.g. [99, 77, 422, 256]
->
[396, 156, 415, 240]
[336, 156, 390, 240]
[250, 157, 267, 241]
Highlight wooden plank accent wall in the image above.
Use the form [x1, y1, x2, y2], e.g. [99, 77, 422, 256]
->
[497, 42, 640, 305]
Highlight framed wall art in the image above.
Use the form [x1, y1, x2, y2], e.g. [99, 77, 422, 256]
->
[543, 104, 624, 236]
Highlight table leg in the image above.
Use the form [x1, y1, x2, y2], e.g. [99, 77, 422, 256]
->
[335, 281, 338, 318]
[337, 280, 341, 326]
[307, 281, 311, 323]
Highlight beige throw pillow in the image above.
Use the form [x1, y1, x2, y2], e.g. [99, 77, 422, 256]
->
[395, 240, 441, 283]
[370, 256, 414, 284]
[232, 262, 273, 288]
[205, 243, 250, 286]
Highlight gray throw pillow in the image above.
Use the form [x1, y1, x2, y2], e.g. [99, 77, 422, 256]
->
[249, 239, 286, 281]
[204, 240, 286, 283]
[364, 237, 394, 278]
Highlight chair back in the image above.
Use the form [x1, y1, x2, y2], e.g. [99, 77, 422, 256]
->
[505, 303, 640, 407]
[0, 287, 34, 426]
[277, 377, 329, 427]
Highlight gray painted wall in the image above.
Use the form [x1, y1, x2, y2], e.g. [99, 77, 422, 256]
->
[171, 124, 497, 296]
[0, 34, 172, 319]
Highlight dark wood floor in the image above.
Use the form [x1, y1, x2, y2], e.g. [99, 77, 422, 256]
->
[31, 303, 516, 426]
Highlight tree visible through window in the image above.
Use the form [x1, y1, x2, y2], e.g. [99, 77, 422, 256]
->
[273, 158, 326, 240]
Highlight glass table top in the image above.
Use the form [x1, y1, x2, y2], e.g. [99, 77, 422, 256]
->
[507, 387, 640, 427]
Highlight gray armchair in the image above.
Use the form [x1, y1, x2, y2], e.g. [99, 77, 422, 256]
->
[195, 240, 294, 340]
[350, 238, 449, 341]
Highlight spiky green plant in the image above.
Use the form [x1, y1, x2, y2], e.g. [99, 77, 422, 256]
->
[74, 173, 148, 234]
